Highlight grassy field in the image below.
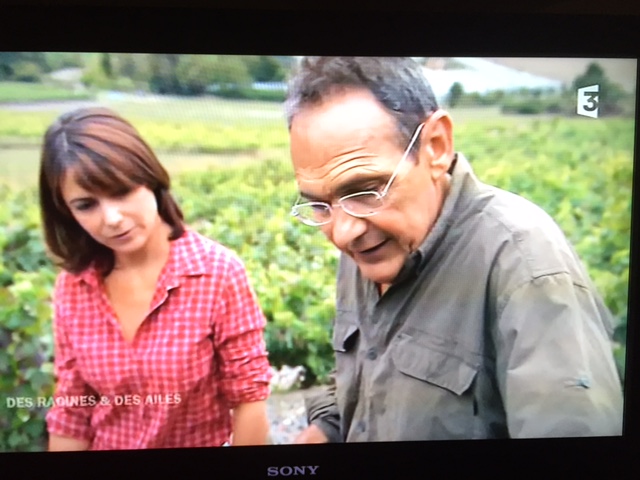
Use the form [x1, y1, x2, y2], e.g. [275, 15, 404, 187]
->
[0, 82, 93, 103]
[0, 146, 290, 188]
[0, 96, 550, 188]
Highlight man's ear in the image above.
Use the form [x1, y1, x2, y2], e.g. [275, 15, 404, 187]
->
[419, 110, 454, 180]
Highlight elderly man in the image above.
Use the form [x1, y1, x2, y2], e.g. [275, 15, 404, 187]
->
[285, 57, 623, 442]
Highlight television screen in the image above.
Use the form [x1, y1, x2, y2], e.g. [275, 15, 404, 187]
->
[0, 6, 637, 478]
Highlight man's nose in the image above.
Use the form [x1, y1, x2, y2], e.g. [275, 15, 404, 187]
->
[102, 201, 123, 226]
[329, 207, 367, 251]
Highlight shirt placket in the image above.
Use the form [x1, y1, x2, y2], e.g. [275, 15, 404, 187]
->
[358, 279, 417, 441]
[95, 284, 148, 448]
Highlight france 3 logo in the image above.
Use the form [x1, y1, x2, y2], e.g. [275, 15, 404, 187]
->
[577, 85, 599, 118]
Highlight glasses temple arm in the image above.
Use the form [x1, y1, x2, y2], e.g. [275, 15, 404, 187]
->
[380, 122, 425, 197]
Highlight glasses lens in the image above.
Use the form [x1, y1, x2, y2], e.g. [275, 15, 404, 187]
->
[341, 192, 384, 216]
[294, 203, 331, 225]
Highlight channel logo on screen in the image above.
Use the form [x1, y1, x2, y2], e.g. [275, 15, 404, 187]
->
[577, 84, 600, 118]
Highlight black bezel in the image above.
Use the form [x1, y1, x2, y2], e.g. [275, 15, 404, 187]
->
[1, 6, 638, 479]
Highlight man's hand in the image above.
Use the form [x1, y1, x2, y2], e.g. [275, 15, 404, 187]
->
[294, 424, 329, 444]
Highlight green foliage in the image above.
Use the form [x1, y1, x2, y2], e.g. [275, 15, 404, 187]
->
[447, 82, 464, 108]
[10, 62, 42, 83]
[0, 53, 49, 81]
[147, 54, 279, 96]
[0, 109, 289, 153]
[0, 186, 55, 452]
[212, 86, 286, 102]
[245, 56, 286, 82]
[572, 63, 628, 116]
[42, 52, 85, 71]
[81, 54, 138, 93]
[147, 54, 182, 94]
[0, 82, 92, 104]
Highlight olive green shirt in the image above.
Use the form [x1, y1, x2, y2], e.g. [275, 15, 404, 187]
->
[305, 153, 624, 441]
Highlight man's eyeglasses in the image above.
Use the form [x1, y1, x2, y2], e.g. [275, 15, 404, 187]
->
[291, 122, 425, 226]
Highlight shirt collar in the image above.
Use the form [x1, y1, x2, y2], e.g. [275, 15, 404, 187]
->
[394, 153, 477, 282]
[73, 228, 210, 289]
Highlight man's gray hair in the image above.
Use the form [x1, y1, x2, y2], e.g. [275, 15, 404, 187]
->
[284, 57, 439, 149]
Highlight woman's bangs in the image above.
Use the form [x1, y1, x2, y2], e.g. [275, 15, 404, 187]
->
[72, 142, 144, 196]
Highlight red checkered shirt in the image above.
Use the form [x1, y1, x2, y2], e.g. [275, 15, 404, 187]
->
[45, 228, 272, 450]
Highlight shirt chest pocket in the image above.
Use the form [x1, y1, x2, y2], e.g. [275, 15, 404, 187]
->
[388, 333, 482, 439]
[391, 333, 478, 395]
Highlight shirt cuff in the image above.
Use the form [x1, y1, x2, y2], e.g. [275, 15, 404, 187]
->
[310, 418, 342, 443]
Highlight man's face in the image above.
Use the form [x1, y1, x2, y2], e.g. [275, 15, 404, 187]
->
[290, 87, 454, 286]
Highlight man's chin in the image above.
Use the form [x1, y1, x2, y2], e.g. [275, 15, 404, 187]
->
[357, 264, 402, 286]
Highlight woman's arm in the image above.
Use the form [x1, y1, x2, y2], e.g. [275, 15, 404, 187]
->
[231, 400, 270, 445]
[213, 254, 273, 444]
[48, 434, 91, 451]
[45, 273, 95, 448]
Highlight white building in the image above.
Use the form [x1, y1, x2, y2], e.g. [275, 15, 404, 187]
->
[421, 57, 563, 102]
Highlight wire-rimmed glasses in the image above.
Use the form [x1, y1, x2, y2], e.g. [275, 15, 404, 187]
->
[291, 122, 425, 226]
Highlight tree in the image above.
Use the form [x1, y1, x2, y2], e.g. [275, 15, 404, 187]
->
[148, 54, 182, 94]
[245, 56, 286, 83]
[447, 82, 464, 108]
[572, 62, 628, 116]
[0, 52, 49, 81]
[43, 52, 86, 71]
[100, 53, 113, 79]
[175, 55, 251, 95]
[112, 53, 150, 83]
[175, 55, 220, 95]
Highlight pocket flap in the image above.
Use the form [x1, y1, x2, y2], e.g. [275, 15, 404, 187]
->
[392, 334, 478, 395]
[332, 319, 359, 352]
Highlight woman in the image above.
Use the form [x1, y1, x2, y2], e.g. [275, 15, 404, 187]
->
[39, 107, 272, 450]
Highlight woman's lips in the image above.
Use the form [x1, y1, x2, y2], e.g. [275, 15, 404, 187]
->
[111, 228, 133, 240]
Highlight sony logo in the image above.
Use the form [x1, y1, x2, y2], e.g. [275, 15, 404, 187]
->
[267, 466, 319, 476]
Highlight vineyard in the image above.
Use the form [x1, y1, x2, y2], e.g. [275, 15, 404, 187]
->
[0, 104, 634, 451]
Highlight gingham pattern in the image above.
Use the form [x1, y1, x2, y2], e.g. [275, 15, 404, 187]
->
[45, 229, 272, 450]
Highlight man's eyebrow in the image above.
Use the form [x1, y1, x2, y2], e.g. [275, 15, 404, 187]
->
[333, 173, 388, 198]
[298, 174, 389, 202]
[298, 190, 325, 202]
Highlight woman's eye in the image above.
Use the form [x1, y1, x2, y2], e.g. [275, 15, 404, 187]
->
[74, 201, 95, 211]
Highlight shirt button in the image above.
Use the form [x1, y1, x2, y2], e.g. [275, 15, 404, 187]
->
[357, 421, 366, 432]
[367, 348, 377, 360]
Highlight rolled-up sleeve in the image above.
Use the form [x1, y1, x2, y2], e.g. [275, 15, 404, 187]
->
[213, 255, 272, 407]
[305, 370, 342, 443]
[495, 272, 624, 438]
[45, 275, 95, 442]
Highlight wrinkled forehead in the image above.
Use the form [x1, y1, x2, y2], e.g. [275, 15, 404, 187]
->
[290, 102, 407, 200]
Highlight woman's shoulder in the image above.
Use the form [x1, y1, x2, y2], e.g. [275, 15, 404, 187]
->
[54, 265, 98, 290]
[173, 228, 246, 274]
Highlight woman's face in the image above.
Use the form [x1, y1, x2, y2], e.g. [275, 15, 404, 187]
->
[60, 170, 164, 257]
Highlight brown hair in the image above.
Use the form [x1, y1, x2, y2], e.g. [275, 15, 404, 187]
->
[39, 107, 184, 276]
